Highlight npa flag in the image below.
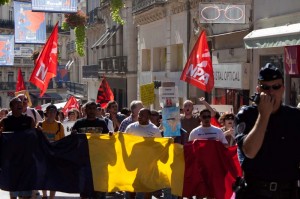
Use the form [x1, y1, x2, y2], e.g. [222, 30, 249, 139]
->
[62, 96, 80, 116]
[29, 22, 58, 97]
[96, 77, 114, 108]
[180, 31, 214, 92]
[16, 68, 26, 92]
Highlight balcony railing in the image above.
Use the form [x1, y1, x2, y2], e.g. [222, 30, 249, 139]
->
[132, 0, 168, 13]
[88, 7, 105, 25]
[0, 81, 54, 91]
[65, 81, 87, 96]
[99, 56, 128, 73]
[0, 19, 14, 29]
[82, 56, 128, 78]
[82, 64, 100, 78]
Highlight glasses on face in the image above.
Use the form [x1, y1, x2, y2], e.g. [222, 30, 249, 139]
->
[225, 116, 234, 120]
[202, 115, 211, 119]
[259, 84, 282, 91]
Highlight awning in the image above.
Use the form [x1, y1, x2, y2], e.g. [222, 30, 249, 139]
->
[244, 23, 300, 49]
[30, 92, 63, 100]
[91, 25, 121, 49]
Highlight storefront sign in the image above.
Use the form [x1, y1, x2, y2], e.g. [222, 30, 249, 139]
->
[213, 63, 249, 89]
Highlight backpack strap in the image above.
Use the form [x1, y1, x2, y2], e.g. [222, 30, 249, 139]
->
[56, 122, 61, 135]
[31, 108, 37, 122]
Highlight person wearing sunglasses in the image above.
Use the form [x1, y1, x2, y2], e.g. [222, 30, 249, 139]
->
[235, 63, 300, 198]
[188, 109, 228, 145]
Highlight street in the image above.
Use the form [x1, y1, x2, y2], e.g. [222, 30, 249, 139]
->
[0, 190, 80, 198]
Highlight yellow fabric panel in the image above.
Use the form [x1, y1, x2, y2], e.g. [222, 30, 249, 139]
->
[87, 133, 184, 195]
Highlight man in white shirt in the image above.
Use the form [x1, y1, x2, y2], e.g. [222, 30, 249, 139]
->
[125, 108, 161, 138]
[189, 109, 228, 145]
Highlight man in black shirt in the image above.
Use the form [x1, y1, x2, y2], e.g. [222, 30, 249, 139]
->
[235, 63, 300, 199]
[72, 101, 108, 199]
[0, 97, 35, 199]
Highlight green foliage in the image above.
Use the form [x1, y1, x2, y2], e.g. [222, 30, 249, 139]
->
[0, 0, 10, 6]
[111, 0, 125, 25]
[64, 11, 87, 57]
[61, 21, 70, 31]
[75, 26, 86, 57]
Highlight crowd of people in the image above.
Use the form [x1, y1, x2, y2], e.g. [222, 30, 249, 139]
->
[0, 63, 300, 199]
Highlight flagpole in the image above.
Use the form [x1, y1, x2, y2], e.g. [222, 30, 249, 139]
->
[186, 1, 191, 100]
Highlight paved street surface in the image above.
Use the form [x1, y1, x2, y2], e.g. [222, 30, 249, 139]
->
[0, 190, 81, 198]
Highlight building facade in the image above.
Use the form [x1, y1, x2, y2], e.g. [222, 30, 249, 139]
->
[244, 0, 300, 107]
[0, 2, 71, 108]
[133, 0, 252, 112]
[83, 0, 137, 109]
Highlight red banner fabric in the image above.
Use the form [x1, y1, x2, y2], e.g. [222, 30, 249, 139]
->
[183, 140, 242, 199]
[180, 31, 214, 92]
[96, 77, 114, 108]
[29, 23, 58, 96]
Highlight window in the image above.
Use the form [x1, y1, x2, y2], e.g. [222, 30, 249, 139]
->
[0, 71, 2, 81]
[9, 9, 13, 21]
[170, 44, 183, 72]
[153, 47, 166, 71]
[8, 72, 14, 82]
[141, 49, 151, 71]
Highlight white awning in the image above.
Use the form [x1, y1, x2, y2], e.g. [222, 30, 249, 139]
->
[244, 23, 300, 49]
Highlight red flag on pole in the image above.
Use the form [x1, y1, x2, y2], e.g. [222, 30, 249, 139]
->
[62, 96, 80, 116]
[29, 22, 58, 97]
[15, 68, 33, 107]
[180, 31, 214, 92]
[96, 77, 114, 108]
[16, 68, 26, 92]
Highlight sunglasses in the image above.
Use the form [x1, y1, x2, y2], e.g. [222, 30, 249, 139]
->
[259, 84, 282, 91]
[225, 116, 234, 120]
[202, 115, 211, 119]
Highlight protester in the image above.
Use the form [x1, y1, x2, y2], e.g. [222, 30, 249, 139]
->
[96, 104, 114, 132]
[235, 63, 300, 198]
[72, 101, 109, 199]
[106, 101, 126, 132]
[7, 94, 43, 125]
[188, 109, 228, 146]
[63, 109, 78, 136]
[0, 108, 8, 120]
[219, 112, 236, 146]
[37, 104, 65, 199]
[124, 108, 161, 199]
[125, 108, 161, 138]
[119, 100, 144, 132]
[180, 100, 201, 143]
[0, 97, 35, 199]
[120, 107, 131, 117]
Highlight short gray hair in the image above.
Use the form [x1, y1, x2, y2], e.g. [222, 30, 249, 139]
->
[130, 100, 143, 111]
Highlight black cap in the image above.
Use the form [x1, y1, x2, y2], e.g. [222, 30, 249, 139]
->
[46, 104, 57, 112]
[258, 63, 283, 81]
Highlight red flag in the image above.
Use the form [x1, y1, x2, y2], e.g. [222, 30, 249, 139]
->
[180, 31, 214, 92]
[16, 68, 26, 92]
[29, 22, 58, 97]
[183, 140, 242, 199]
[96, 77, 114, 108]
[62, 96, 80, 116]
